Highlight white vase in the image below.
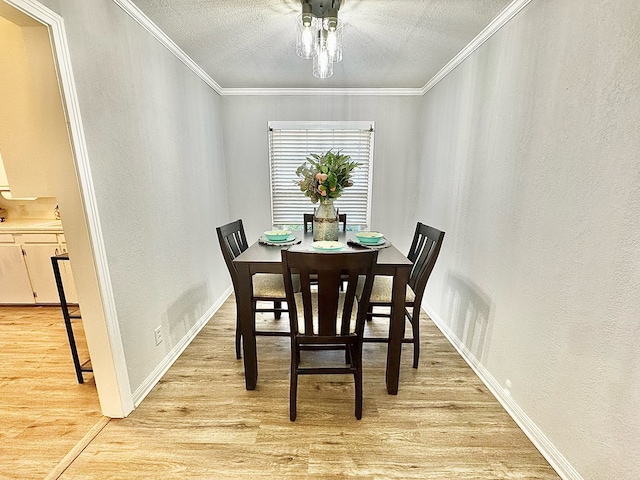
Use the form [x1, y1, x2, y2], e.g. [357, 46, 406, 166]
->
[313, 198, 339, 241]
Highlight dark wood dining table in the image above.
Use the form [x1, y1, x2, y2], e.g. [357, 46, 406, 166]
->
[233, 231, 413, 394]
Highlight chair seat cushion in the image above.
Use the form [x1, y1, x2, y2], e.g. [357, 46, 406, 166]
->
[253, 273, 300, 298]
[293, 292, 360, 335]
[356, 275, 415, 304]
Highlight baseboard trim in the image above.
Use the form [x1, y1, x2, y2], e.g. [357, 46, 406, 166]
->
[131, 286, 233, 407]
[424, 303, 584, 480]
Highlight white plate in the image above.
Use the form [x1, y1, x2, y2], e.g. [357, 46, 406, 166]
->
[311, 241, 344, 251]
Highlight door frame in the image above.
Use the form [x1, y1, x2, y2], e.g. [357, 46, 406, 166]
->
[4, 0, 133, 417]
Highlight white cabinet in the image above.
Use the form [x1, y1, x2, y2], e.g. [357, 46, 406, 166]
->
[0, 230, 78, 304]
[22, 243, 62, 303]
[0, 244, 35, 303]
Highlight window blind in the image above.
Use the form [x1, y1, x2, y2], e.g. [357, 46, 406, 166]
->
[268, 121, 374, 229]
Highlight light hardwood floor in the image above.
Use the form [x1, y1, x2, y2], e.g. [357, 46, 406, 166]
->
[53, 296, 559, 479]
[0, 306, 103, 479]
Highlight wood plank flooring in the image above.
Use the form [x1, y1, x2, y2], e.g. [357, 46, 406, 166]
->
[58, 296, 559, 479]
[0, 306, 103, 479]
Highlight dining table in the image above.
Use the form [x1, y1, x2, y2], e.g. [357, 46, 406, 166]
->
[232, 231, 413, 395]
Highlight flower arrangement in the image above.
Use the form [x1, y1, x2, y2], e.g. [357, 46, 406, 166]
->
[295, 150, 359, 204]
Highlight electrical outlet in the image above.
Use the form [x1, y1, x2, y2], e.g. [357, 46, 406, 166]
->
[154, 326, 163, 346]
[18, 204, 28, 216]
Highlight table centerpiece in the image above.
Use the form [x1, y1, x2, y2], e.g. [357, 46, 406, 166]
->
[295, 150, 359, 241]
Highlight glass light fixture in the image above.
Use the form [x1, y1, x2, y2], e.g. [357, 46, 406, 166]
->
[313, 28, 333, 78]
[296, 4, 318, 59]
[296, 0, 343, 78]
[324, 16, 343, 63]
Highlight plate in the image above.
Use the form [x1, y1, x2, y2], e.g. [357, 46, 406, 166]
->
[264, 234, 296, 243]
[311, 241, 344, 251]
[356, 231, 384, 244]
[264, 230, 292, 241]
[355, 238, 386, 247]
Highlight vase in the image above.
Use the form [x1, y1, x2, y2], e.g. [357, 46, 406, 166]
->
[313, 198, 339, 241]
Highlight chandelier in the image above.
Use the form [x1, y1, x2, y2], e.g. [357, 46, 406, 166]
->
[296, 0, 343, 79]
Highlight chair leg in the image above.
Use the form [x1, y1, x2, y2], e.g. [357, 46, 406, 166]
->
[290, 342, 298, 422]
[235, 304, 242, 359]
[353, 343, 363, 420]
[411, 308, 420, 369]
[274, 301, 282, 319]
[235, 322, 242, 360]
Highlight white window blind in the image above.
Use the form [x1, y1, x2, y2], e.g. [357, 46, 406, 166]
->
[268, 121, 374, 229]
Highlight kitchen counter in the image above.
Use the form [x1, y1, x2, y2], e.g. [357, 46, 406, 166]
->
[0, 219, 63, 233]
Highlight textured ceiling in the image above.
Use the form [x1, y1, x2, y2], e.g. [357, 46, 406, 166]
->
[129, 0, 513, 89]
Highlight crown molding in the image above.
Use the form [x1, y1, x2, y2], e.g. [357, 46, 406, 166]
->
[221, 87, 424, 96]
[113, 0, 531, 97]
[111, 0, 223, 94]
[421, 0, 533, 94]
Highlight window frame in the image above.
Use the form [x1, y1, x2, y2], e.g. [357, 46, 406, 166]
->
[267, 120, 375, 230]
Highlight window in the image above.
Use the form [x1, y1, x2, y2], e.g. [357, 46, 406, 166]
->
[268, 121, 374, 230]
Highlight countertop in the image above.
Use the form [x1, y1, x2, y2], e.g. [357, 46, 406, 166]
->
[0, 219, 64, 233]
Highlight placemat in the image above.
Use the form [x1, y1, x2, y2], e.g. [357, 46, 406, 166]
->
[347, 239, 393, 250]
[259, 236, 302, 247]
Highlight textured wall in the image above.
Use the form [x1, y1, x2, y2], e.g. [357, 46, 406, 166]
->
[417, 1, 640, 478]
[23, 2, 640, 475]
[38, 0, 231, 393]
[222, 95, 422, 251]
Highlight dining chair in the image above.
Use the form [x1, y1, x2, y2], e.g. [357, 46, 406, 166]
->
[359, 222, 445, 368]
[303, 212, 347, 232]
[217, 219, 294, 359]
[282, 249, 377, 421]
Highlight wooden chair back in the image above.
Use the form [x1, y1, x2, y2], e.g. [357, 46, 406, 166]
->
[406, 222, 445, 305]
[216, 219, 249, 289]
[282, 250, 377, 338]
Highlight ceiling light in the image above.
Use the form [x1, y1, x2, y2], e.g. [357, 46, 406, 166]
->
[296, 0, 343, 79]
[313, 28, 333, 79]
[296, 3, 317, 59]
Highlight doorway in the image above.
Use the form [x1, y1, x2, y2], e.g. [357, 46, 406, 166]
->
[0, 0, 131, 417]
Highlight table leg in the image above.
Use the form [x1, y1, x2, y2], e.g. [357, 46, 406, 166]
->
[386, 266, 409, 394]
[236, 264, 257, 390]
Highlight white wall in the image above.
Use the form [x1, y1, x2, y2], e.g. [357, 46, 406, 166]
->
[20, 1, 639, 476]
[416, 1, 640, 479]
[36, 0, 232, 396]
[222, 95, 422, 250]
